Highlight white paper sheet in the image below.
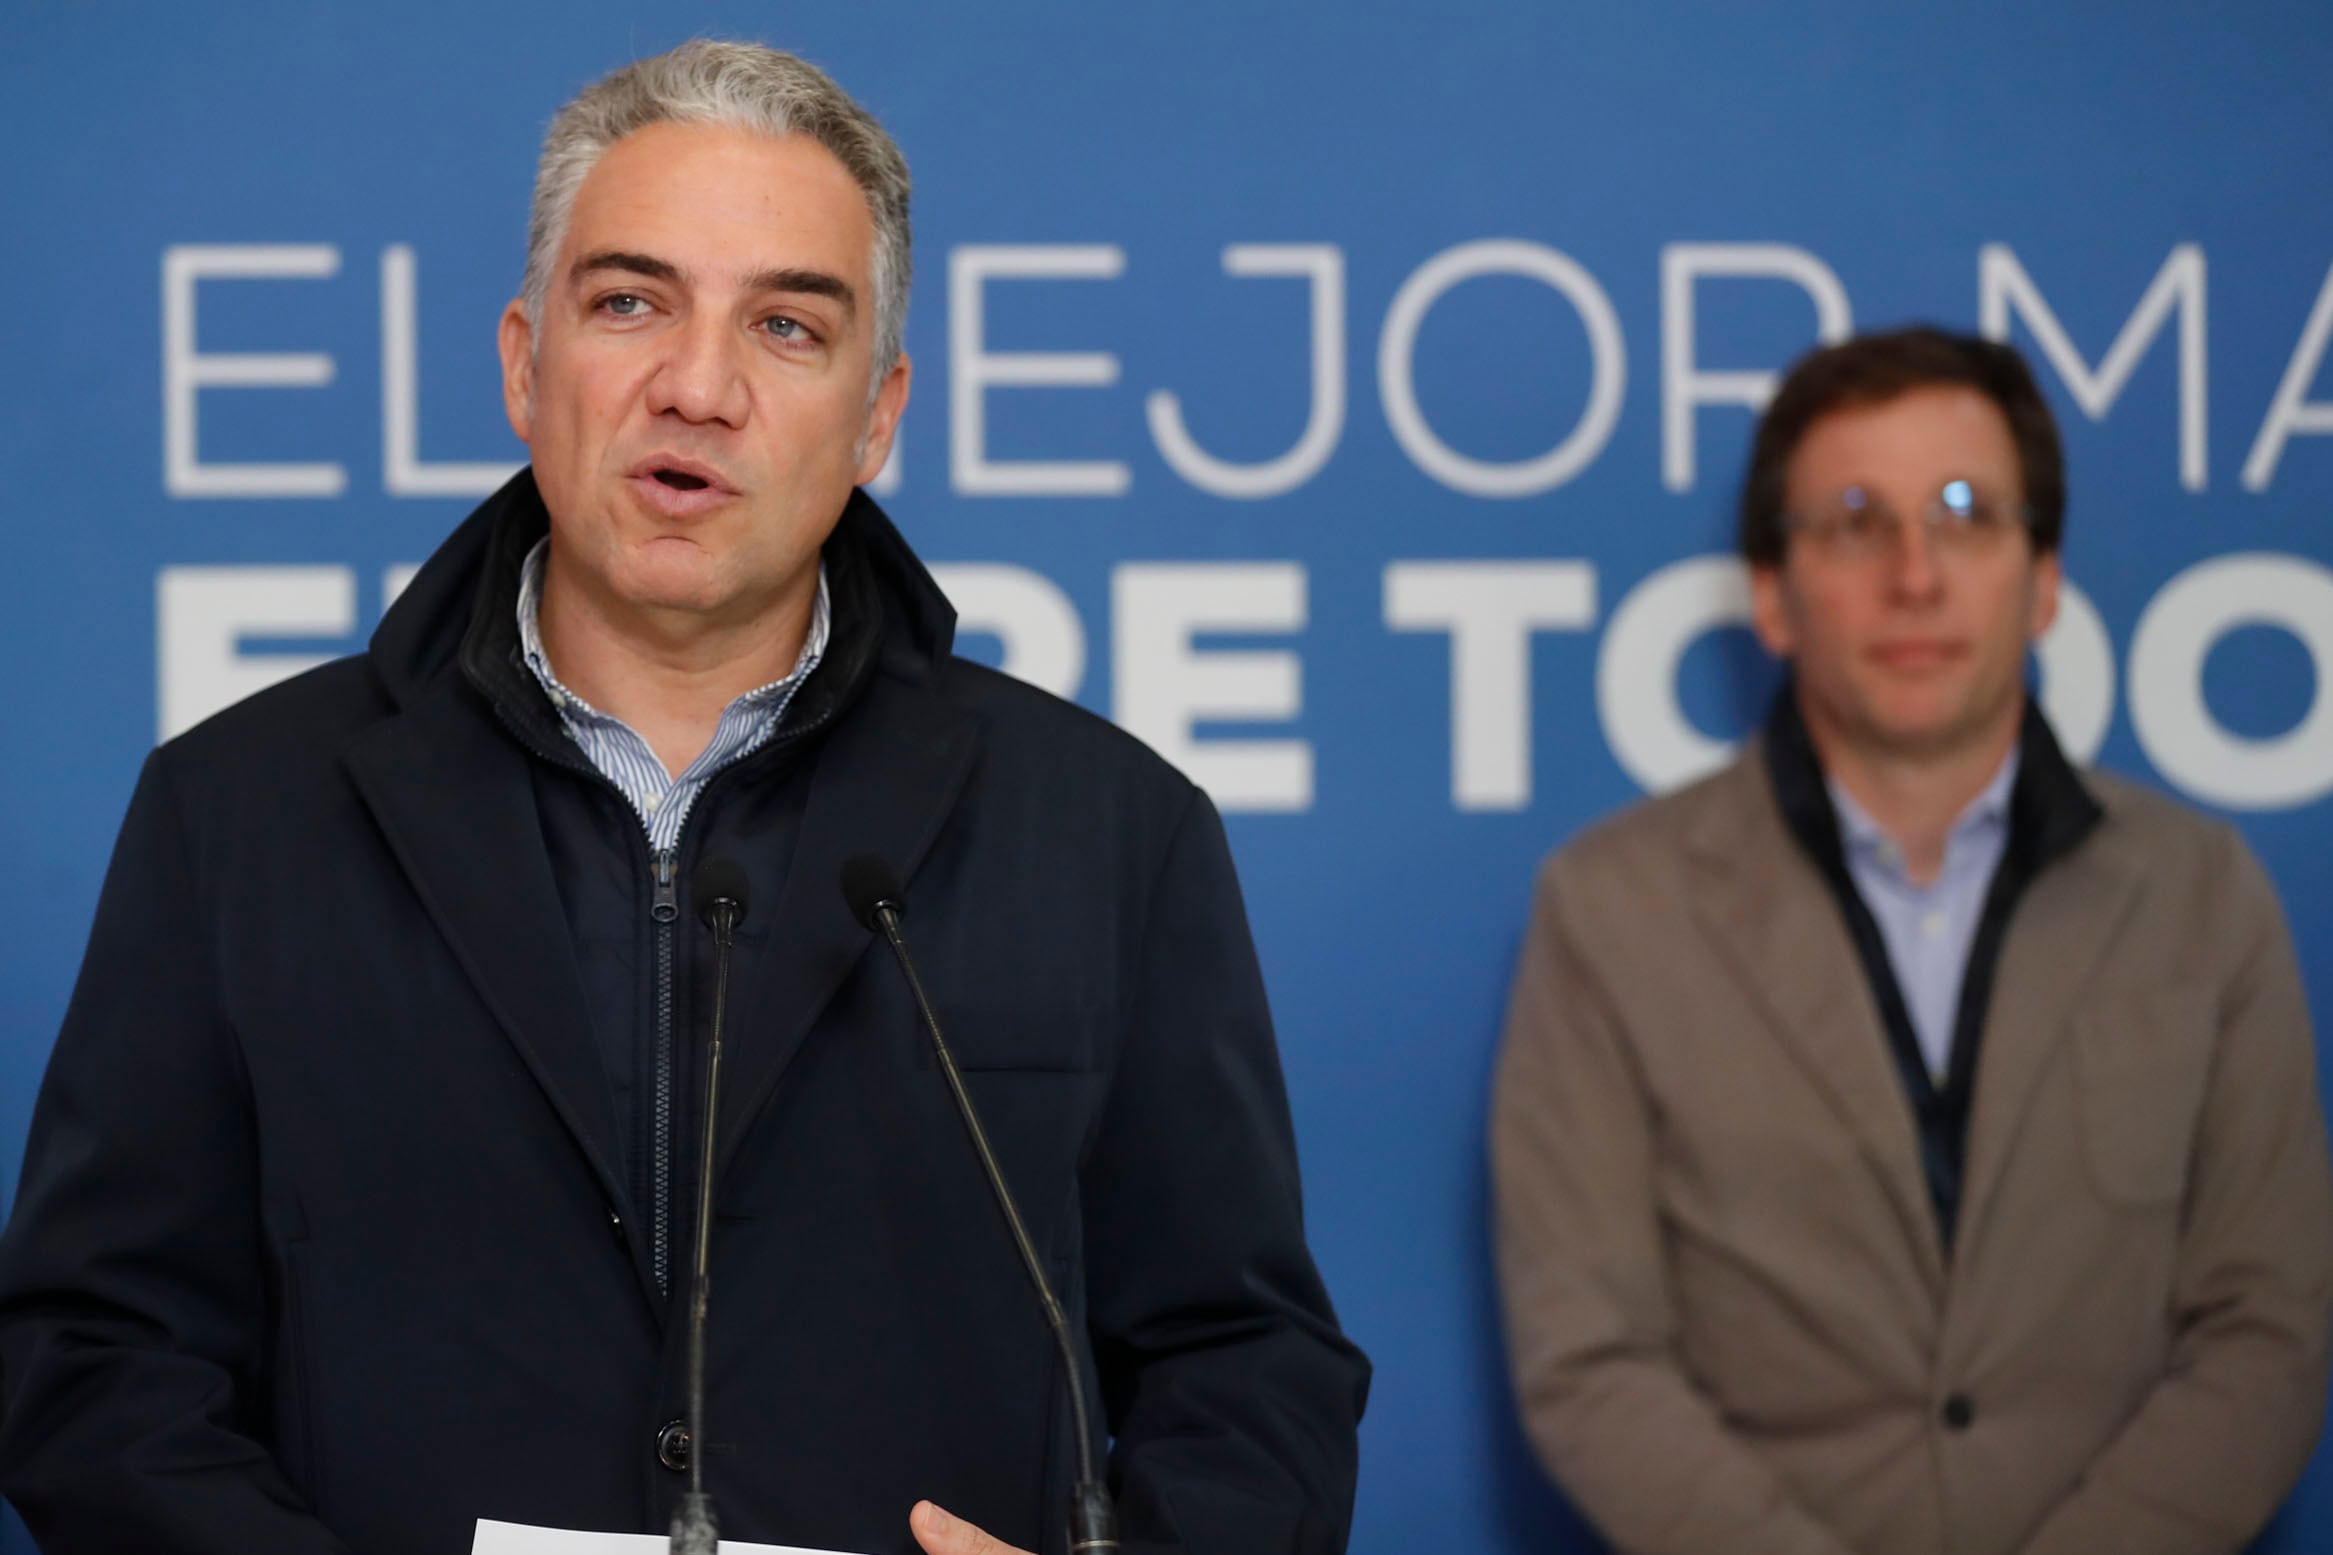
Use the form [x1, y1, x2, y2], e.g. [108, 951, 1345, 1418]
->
[472, 1518, 872, 1555]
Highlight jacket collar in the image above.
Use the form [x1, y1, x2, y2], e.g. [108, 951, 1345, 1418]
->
[366, 468, 959, 730]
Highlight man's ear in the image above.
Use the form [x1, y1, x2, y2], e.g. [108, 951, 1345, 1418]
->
[855, 351, 913, 488]
[497, 299, 536, 444]
[1748, 561, 1797, 659]
[2026, 548, 2063, 641]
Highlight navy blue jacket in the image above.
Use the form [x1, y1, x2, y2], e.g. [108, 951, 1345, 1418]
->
[0, 474, 1368, 1555]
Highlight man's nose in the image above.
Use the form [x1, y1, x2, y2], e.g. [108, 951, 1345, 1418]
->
[1884, 512, 1945, 601]
[645, 314, 751, 428]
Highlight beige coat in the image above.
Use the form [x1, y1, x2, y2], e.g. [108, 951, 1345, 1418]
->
[1491, 745, 2333, 1555]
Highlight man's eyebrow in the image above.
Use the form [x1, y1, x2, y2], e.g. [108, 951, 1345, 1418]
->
[745, 267, 858, 317]
[569, 250, 685, 287]
[567, 253, 856, 318]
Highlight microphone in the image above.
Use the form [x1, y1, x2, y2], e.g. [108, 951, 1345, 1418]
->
[672, 859, 749, 1555]
[840, 855, 1120, 1555]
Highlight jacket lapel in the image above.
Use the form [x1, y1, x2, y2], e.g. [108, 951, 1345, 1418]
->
[340, 689, 633, 1231]
[1954, 829, 2142, 1244]
[712, 671, 983, 1180]
[1686, 762, 1948, 1293]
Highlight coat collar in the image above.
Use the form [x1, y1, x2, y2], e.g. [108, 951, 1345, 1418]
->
[366, 469, 961, 719]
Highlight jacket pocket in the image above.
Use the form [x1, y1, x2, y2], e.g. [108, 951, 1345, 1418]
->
[2072, 984, 2216, 1209]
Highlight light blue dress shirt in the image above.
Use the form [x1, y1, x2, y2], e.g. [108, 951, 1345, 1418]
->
[1828, 748, 2018, 1082]
[513, 537, 830, 853]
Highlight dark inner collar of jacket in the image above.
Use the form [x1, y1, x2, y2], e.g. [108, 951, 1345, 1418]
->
[1762, 676, 2101, 891]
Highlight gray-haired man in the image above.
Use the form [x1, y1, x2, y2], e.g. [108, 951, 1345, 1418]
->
[0, 42, 1367, 1555]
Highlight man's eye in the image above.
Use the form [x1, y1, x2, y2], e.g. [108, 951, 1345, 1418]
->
[600, 293, 649, 317]
[762, 314, 809, 343]
[1840, 505, 1890, 540]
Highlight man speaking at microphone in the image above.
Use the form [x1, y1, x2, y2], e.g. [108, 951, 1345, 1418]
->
[0, 40, 1367, 1555]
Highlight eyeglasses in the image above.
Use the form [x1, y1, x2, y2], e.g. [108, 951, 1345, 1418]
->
[1786, 479, 2030, 562]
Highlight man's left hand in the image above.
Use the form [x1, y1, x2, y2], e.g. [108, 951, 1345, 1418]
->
[910, 1499, 1034, 1555]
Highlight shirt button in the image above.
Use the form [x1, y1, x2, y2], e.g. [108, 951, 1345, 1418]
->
[1922, 910, 1947, 939]
[657, 1419, 691, 1472]
[1940, 1393, 1976, 1431]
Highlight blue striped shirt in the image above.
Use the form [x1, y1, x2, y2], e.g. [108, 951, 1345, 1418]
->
[1829, 748, 2018, 1083]
[514, 538, 829, 852]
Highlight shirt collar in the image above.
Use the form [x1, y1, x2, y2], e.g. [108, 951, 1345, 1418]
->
[1827, 742, 2020, 877]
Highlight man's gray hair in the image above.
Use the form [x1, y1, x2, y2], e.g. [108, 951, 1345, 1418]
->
[522, 40, 912, 387]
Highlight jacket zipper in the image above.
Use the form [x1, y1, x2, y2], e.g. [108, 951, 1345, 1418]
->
[650, 847, 680, 1298]
[625, 697, 852, 1302]
[481, 658, 860, 1307]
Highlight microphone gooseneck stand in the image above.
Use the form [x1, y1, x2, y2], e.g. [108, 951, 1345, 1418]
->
[841, 854, 1121, 1555]
[672, 861, 750, 1555]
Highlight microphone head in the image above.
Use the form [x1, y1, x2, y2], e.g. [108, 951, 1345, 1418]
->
[693, 857, 751, 928]
[839, 853, 904, 931]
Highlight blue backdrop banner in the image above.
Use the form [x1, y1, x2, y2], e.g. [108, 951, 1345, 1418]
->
[4, 3, 2332, 1551]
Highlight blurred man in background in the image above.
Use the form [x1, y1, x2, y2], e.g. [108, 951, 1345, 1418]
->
[1493, 327, 2333, 1555]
